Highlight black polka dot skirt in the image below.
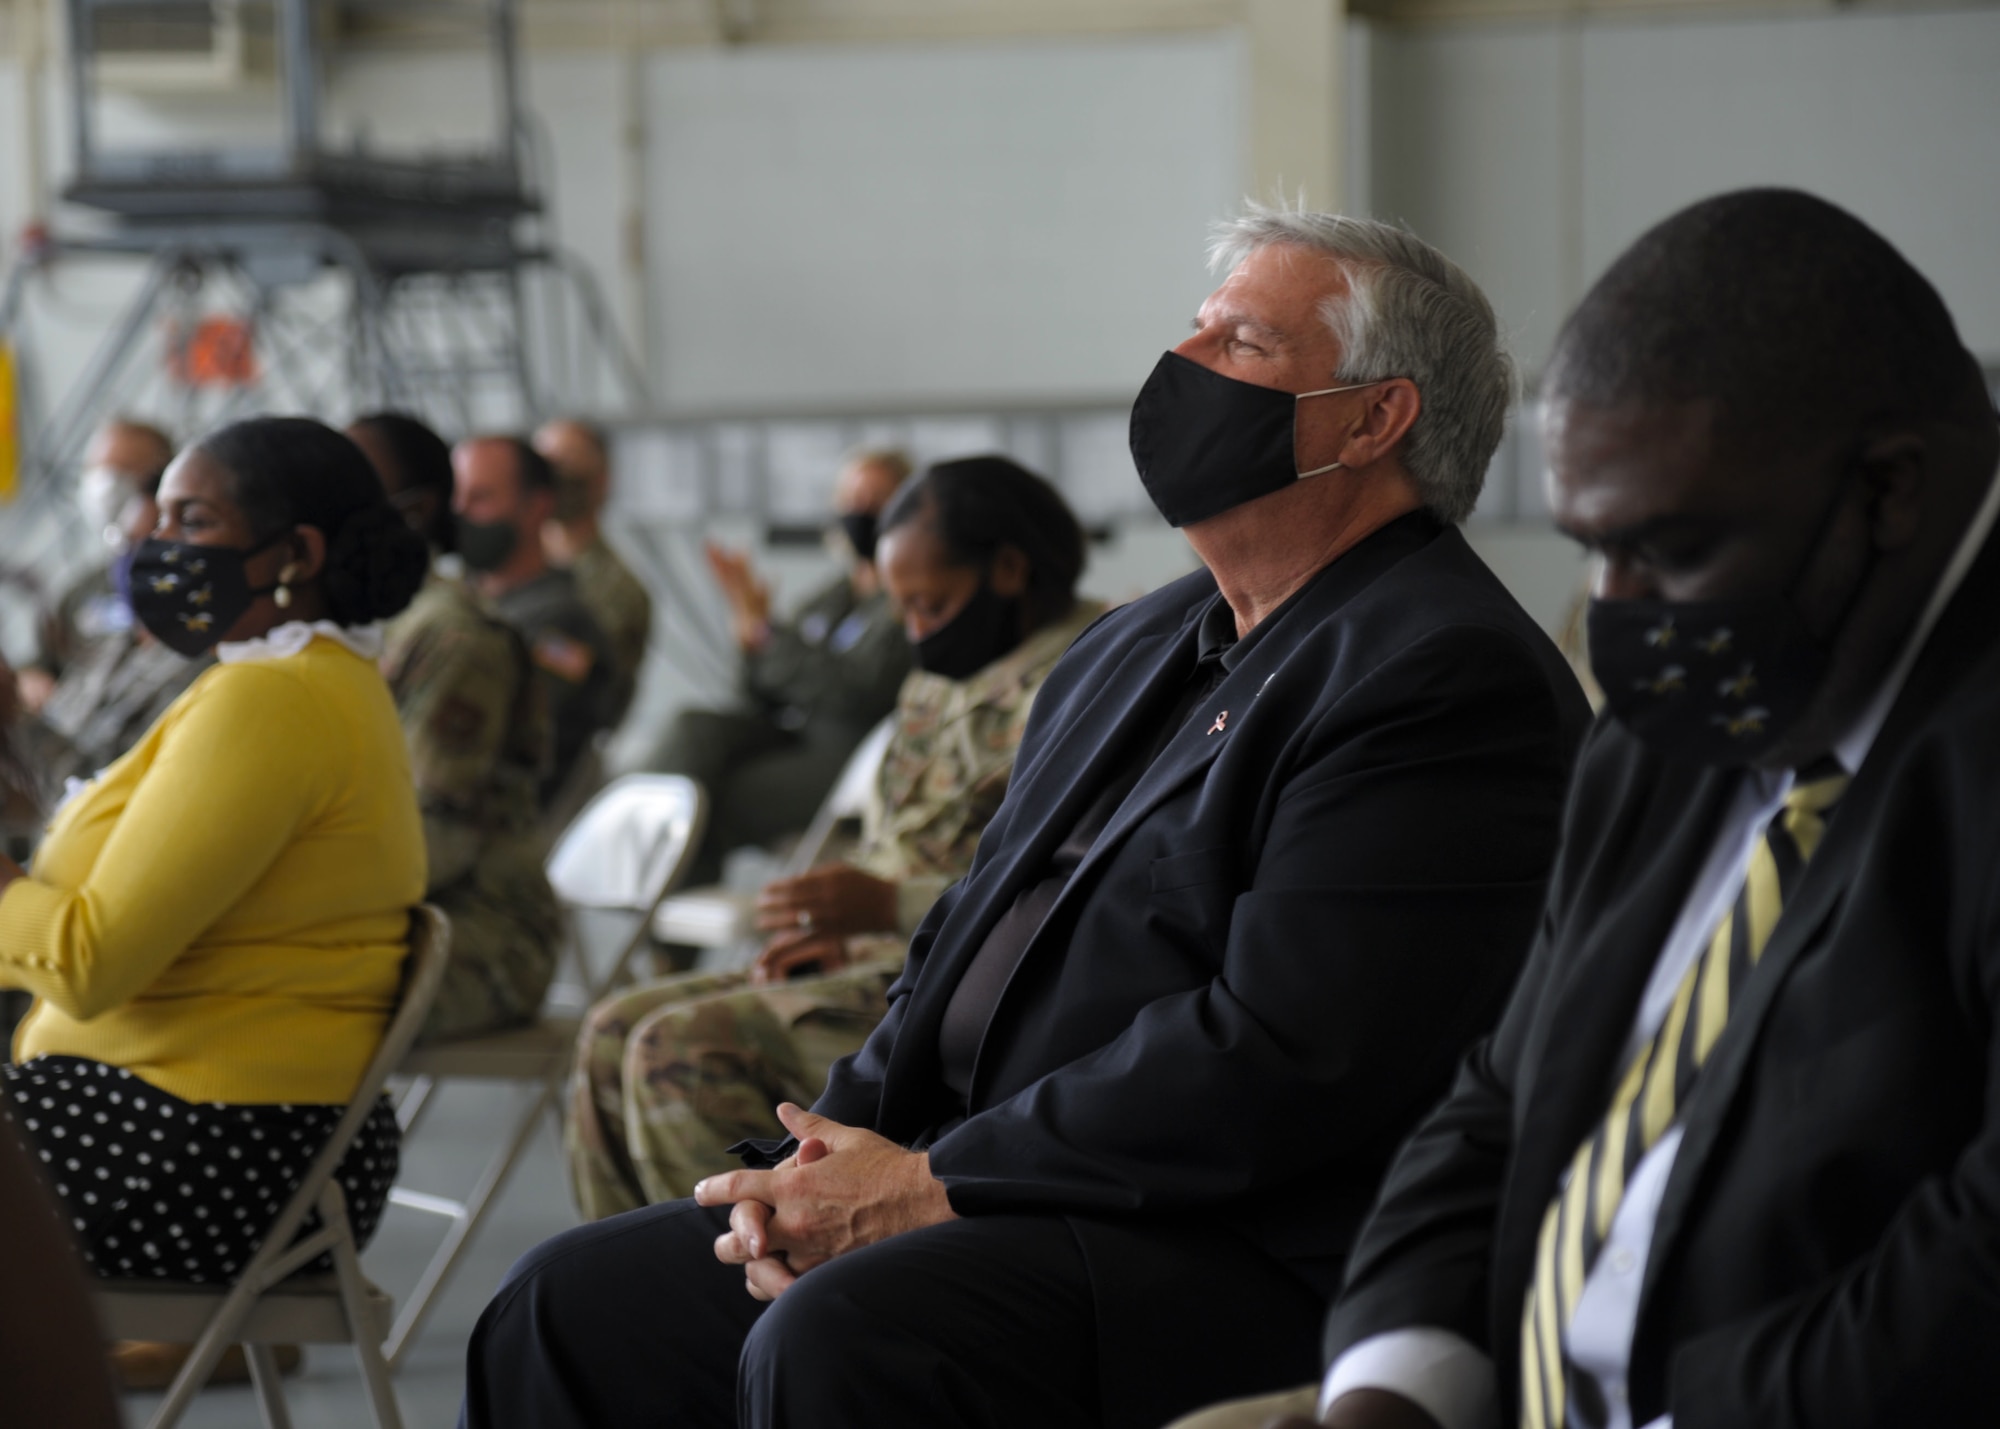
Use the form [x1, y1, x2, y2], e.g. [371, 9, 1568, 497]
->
[1, 1056, 399, 1284]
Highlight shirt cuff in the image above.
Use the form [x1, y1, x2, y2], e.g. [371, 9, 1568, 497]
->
[1640, 1417, 1671, 1429]
[1319, 1327, 1498, 1429]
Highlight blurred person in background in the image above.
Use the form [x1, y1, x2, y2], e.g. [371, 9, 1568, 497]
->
[453, 435, 615, 809]
[568, 455, 1102, 1217]
[352, 412, 564, 1044]
[15, 417, 175, 712]
[3, 449, 212, 810]
[650, 447, 913, 886]
[535, 418, 654, 730]
[0, 415, 430, 1388]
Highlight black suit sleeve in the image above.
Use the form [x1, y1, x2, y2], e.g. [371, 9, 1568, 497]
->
[923, 626, 1575, 1217]
[1320, 907, 1561, 1361]
[1320, 718, 1622, 1367]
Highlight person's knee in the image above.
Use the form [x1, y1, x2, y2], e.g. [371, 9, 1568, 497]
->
[741, 1267, 875, 1396]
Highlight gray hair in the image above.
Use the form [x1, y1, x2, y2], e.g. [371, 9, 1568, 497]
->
[1209, 203, 1514, 524]
[844, 446, 914, 485]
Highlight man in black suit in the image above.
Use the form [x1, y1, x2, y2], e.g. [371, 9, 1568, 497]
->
[459, 209, 1590, 1429]
[1268, 190, 2000, 1429]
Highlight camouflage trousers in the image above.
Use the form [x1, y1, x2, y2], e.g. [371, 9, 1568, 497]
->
[564, 949, 903, 1220]
[418, 845, 564, 1045]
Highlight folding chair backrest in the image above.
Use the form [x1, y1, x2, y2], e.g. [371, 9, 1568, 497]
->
[544, 774, 708, 996]
[781, 714, 896, 877]
[546, 773, 708, 911]
[245, 905, 452, 1264]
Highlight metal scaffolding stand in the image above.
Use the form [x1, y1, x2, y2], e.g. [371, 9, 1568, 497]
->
[0, 0, 647, 532]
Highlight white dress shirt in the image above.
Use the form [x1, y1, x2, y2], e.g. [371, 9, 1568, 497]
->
[1322, 464, 2000, 1429]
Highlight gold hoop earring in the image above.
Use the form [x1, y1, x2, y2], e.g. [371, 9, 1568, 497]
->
[275, 562, 299, 610]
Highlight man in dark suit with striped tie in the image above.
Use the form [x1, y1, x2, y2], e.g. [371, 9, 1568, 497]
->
[1245, 189, 2000, 1429]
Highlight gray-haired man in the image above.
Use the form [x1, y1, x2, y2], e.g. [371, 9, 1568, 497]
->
[460, 209, 1590, 1429]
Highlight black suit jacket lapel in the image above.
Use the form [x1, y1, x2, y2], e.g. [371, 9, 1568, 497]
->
[1064, 511, 1454, 907]
[1492, 755, 1741, 1351]
[1626, 520, 2000, 1403]
[961, 512, 1452, 1104]
[872, 612, 1202, 1122]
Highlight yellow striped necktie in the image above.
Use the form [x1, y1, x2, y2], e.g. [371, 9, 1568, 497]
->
[1518, 765, 1848, 1429]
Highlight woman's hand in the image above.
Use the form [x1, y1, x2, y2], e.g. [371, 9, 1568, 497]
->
[755, 864, 899, 939]
[749, 930, 852, 986]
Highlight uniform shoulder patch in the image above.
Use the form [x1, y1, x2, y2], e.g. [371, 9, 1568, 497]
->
[429, 695, 490, 750]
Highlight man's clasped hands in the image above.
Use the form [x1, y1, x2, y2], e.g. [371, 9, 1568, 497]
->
[694, 1103, 958, 1301]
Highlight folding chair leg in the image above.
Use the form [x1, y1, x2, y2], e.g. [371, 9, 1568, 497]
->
[394, 1074, 439, 1134]
[324, 1184, 406, 1429]
[246, 1344, 296, 1429]
[383, 1079, 557, 1370]
[143, 1279, 270, 1429]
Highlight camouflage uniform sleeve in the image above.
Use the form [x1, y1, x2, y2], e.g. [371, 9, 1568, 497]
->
[575, 543, 654, 729]
[396, 619, 522, 889]
[601, 552, 653, 693]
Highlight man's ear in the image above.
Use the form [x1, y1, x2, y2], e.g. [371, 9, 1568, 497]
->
[1337, 376, 1424, 469]
[1857, 431, 1926, 551]
[989, 545, 1031, 599]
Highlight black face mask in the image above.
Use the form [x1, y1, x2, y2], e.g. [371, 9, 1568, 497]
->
[916, 582, 1023, 681]
[838, 512, 880, 563]
[1587, 469, 1872, 767]
[1128, 350, 1378, 527]
[456, 516, 521, 573]
[127, 533, 286, 657]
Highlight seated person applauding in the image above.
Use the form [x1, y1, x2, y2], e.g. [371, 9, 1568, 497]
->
[0, 417, 429, 1379]
[651, 448, 914, 885]
[568, 455, 1102, 1216]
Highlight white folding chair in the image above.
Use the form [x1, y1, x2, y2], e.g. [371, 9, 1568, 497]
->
[651, 713, 898, 954]
[381, 773, 706, 1367]
[94, 904, 452, 1429]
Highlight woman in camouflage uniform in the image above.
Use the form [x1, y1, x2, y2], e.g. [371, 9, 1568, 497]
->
[567, 456, 1102, 1216]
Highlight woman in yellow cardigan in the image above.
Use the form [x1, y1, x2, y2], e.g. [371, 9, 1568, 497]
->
[0, 415, 430, 1292]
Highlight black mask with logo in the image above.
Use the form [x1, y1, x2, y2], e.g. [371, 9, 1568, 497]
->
[1127, 350, 1378, 527]
[915, 581, 1023, 682]
[1587, 466, 1873, 767]
[127, 532, 287, 657]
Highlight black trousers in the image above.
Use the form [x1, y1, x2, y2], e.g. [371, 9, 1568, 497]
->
[462, 1198, 1103, 1429]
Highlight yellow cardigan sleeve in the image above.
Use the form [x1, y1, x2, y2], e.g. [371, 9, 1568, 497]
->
[0, 663, 341, 1021]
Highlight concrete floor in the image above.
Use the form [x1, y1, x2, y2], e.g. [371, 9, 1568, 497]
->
[120, 1079, 581, 1429]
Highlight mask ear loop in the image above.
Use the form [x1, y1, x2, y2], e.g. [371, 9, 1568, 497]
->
[1292, 380, 1388, 481]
